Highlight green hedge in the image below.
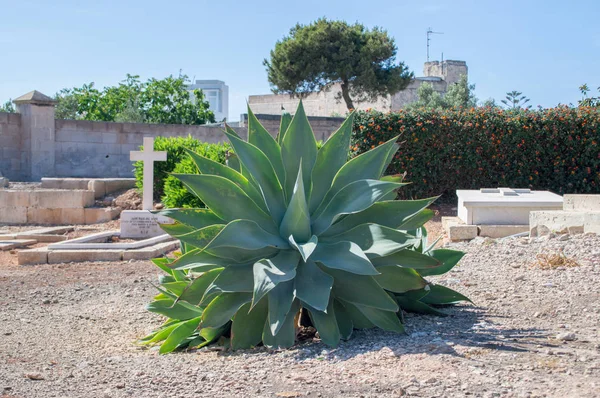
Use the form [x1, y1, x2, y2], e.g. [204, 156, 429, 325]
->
[134, 136, 230, 205]
[351, 106, 600, 200]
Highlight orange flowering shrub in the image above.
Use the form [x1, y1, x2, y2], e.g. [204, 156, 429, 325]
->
[352, 106, 600, 200]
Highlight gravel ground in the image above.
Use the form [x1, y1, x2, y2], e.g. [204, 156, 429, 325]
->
[1, 233, 599, 398]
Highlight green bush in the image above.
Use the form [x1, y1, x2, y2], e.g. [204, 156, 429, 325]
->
[133, 136, 230, 202]
[352, 106, 600, 200]
[162, 157, 204, 208]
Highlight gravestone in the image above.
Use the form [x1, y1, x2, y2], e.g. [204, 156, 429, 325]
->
[120, 137, 173, 238]
[457, 188, 563, 225]
[0, 171, 8, 188]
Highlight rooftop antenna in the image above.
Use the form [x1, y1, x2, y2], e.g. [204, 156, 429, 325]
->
[427, 27, 443, 62]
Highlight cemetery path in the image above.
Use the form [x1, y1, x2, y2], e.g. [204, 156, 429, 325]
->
[1, 234, 599, 398]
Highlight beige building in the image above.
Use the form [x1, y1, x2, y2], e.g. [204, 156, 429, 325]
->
[249, 60, 467, 116]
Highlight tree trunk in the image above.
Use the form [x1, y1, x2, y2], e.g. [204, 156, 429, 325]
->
[340, 81, 355, 111]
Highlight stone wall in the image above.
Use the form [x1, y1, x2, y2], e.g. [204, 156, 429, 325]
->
[53, 119, 243, 178]
[249, 114, 345, 142]
[0, 112, 23, 181]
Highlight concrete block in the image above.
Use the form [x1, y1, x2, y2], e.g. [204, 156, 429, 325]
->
[0, 207, 28, 224]
[84, 208, 121, 224]
[478, 225, 529, 238]
[29, 190, 95, 208]
[41, 178, 90, 190]
[48, 249, 123, 263]
[102, 132, 118, 144]
[585, 213, 600, 234]
[26, 208, 86, 224]
[530, 210, 586, 237]
[564, 195, 600, 211]
[18, 248, 49, 265]
[103, 178, 136, 194]
[88, 180, 106, 198]
[15, 234, 67, 242]
[0, 190, 31, 207]
[448, 225, 478, 241]
[441, 216, 461, 231]
[122, 240, 180, 260]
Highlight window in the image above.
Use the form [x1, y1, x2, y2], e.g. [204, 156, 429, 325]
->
[204, 89, 221, 112]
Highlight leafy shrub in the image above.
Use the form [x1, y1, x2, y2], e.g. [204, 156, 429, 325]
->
[162, 157, 204, 208]
[133, 136, 230, 202]
[352, 106, 600, 200]
[141, 105, 468, 353]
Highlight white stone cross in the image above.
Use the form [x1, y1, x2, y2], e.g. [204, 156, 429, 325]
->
[130, 137, 167, 211]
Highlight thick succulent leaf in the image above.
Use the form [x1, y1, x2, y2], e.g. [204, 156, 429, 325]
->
[231, 299, 268, 350]
[184, 147, 267, 212]
[208, 246, 279, 264]
[309, 113, 354, 213]
[247, 106, 286, 184]
[419, 249, 465, 277]
[140, 321, 180, 345]
[277, 111, 292, 145]
[398, 209, 435, 231]
[312, 180, 404, 236]
[280, 102, 318, 202]
[204, 265, 254, 300]
[159, 316, 202, 354]
[176, 225, 226, 249]
[280, 168, 312, 242]
[396, 294, 447, 316]
[314, 136, 400, 216]
[159, 222, 195, 237]
[354, 304, 404, 333]
[154, 208, 224, 229]
[373, 266, 428, 293]
[262, 299, 300, 349]
[420, 284, 472, 304]
[169, 248, 237, 271]
[322, 223, 419, 258]
[160, 281, 188, 296]
[333, 300, 354, 340]
[326, 268, 398, 311]
[371, 250, 441, 269]
[252, 251, 299, 307]
[313, 241, 379, 275]
[295, 260, 333, 312]
[339, 300, 375, 329]
[223, 130, 287, 224]
[146, 298, 203, 321]
[288, 235, 318, 262]
[321, 198, 437, 237]
[306, 300, 340, 348]
[206, 220, 289, 251]
[225, 151, 241, 173]
[179, 269, 222, 305]
[267, 280, 295, 335]
[201, 292, 252, 328]
[174, 174, 278, 234]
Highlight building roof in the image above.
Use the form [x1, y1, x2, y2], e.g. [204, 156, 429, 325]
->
[415, 76, 443, 82]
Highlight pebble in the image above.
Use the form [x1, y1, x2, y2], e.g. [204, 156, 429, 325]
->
[556, 332, 577, 341]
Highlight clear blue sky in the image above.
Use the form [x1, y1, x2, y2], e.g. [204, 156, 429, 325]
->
[1, 0, 599, 120]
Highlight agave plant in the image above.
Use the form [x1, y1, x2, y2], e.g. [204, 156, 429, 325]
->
[141, 103, 469, 353]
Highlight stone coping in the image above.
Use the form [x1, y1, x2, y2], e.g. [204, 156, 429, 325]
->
[457, 189, 563, 207]
[47, 230, 173, 250]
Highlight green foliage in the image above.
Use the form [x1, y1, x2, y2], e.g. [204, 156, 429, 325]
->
[142, 103, 468, 352]
[579, 84, 600, 107]
[352, 106, 600, 200]
[162, 157, 204, 209]
[133, 136, 230, 202]
[0, 99, 15, 113]
[501, 90, 531, 110]
[264, 18, 413, 110]
[53, 73, 215, 125]
[407, 75, 477, 110]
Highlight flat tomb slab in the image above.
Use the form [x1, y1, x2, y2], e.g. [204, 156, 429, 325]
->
[0, 239, 37, 251]
[47, 231, 173, 250]
[458, 188, 563, 225]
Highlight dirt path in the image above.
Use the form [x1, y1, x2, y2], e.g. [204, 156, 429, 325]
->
[1, 233, 599, 398]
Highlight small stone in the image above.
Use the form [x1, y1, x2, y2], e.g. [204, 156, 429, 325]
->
[115, 383, 125, 389]
[154, 203, 165, 210]
[511, 263, 522, 269]
[42, 299, 51, 304]
[558, 234, 570, 241]
[556, 332, 576, 341]
[513, 275, 525, 282]
[25, 373, 45, 380]
[533, 312, 541, 318]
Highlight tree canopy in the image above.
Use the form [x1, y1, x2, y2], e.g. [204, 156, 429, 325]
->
[264, 18, 413, 110]
[407, 74, 477, 110]
[54, 74, 215, 125]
